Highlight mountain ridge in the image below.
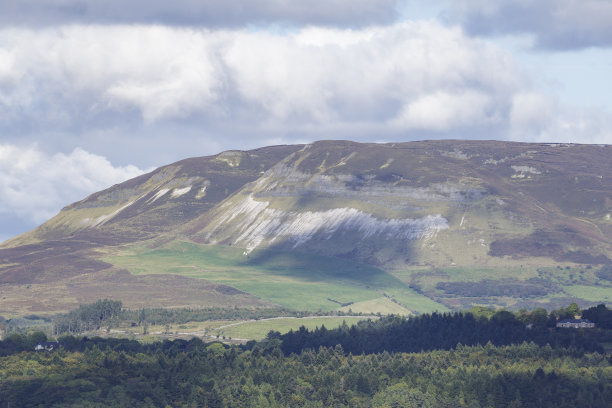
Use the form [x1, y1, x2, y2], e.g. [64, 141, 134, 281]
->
[1, 140, 611, 316]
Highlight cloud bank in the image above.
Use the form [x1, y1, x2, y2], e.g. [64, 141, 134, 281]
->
[0, 23, 536, 138]
[444, 0, 612, 50]
[0, 0, 399, 28]
[2, 23, 609, 148]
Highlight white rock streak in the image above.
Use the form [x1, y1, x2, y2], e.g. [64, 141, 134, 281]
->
[171, 186, 192, 198]
[511, 165, 541, 174]
[511, 165, 541, 179]
[212, 195, 449, 253]
[195, 185, 208, 199]
[148, 188, 170, 203]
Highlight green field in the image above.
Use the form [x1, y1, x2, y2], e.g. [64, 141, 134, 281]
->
[104, 241, 447, 314]
[563, 285, 612, 302]
[393, 266, 540, 290]
[212, 316, 373, 340]
[389, 265, 612, 310]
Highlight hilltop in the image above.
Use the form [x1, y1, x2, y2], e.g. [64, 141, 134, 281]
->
[1, 140, 611, 316]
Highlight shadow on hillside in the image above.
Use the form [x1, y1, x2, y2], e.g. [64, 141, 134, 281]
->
[239, 238, 414, 290]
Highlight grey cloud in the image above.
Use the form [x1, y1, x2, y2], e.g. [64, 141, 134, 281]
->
[0, 23, 527, 157]
[443, 0, 612, 50]
[0, 0, 399, 28]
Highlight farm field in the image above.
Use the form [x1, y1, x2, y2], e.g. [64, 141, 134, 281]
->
[339, 297, 412, 315]
[210, 316, 374, 340]
[389, 264, 612, 310]
[104, 241, 447, 314]
[101, 316, 375, 342]
[563, 285, 612, 302]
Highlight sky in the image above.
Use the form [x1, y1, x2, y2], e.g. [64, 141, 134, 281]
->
[1, 0, 611, 242]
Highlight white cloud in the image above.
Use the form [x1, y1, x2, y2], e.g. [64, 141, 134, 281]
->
[509, 92, 556, 135]
[0, 49, 19, 84]
[0, 22, 526, 129]
[0, 144, 146, 225]
[543, 108, 612, 144]
[391, 90, 495, 130]
[508, 98, 612, 144]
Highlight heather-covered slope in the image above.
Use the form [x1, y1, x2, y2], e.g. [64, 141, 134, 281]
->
[187, 140, 611, 268]
[1, 140, 611, 315]
[3, 144, 302, 248]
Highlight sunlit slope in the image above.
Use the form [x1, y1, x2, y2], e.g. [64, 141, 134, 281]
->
[186, 140, 612, 271]
[104, 241, 447, 314]
[2, 144, 302, 248]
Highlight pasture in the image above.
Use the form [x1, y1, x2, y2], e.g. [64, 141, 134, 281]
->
[104, 241, 447, 314]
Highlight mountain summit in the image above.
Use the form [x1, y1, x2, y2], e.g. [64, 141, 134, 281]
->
[1, 140, 611, 316]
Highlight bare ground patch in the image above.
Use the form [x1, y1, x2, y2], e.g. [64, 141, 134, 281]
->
[64, 269, 275, 311]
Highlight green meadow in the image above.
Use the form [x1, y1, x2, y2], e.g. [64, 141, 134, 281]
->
[104, 241, 447, 314]
[563, 285, 612, 302]
[339, 297, 412, 315]
[212, 316, 373, 340]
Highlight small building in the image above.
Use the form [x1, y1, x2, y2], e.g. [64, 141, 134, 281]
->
[556, 319, 595, 329]
[34, 341, 61, 351]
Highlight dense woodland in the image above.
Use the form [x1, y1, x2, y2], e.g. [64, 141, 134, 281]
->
[274, 311, 608, 356]
[1, 336, 611, 407]
[1, 303, 612, 406]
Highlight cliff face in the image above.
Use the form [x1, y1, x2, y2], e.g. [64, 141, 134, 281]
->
[1, 140, 611, 315]
[187, 140, 611, 270]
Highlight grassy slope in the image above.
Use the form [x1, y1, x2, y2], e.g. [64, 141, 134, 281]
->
[564, 285, 612, 302]
[104, 239, 610, 313]
[3, 140, 611, 316]
[104, 241, 447, 314]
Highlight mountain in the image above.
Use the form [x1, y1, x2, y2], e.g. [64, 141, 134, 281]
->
[1, 140, 611, 316]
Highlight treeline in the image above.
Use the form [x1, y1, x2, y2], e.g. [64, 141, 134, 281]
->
[274, 311, 607, 356]
[120, 306, 303, 327]
[596, 265, 612, 282]
[464, 302, 612, 330]
[1, 307, 608, 358]
[52, 299, 122, 334]
[0, 330, 206, 356]
[17, 298, 612, 338]
[49, 300, 302, 335]
[582, 303, 612, 329]
[1, 340, 611, 407]
[0, 331, 49, 356]
[0, 315, 52, 335]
